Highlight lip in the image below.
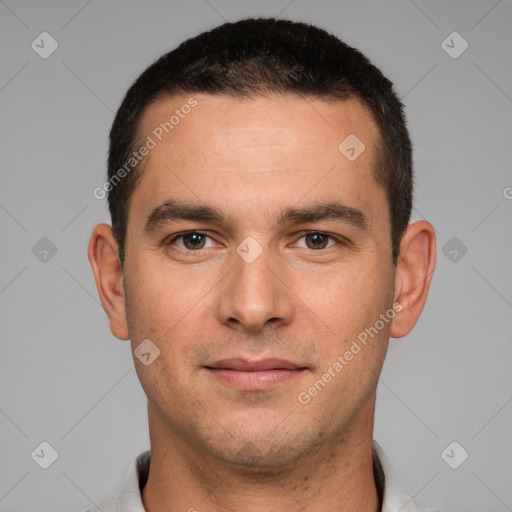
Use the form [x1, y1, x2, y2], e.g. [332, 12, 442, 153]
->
[207, 358, 302, 371]
[204, 358, 307, 390]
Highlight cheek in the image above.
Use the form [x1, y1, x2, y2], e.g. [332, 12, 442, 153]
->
[124, 272, 202, 409]
[295, 258, 391, 333]
[292, 257, 393, 389]
[124, 254, 199, 336]
[124, 258, 216, 376]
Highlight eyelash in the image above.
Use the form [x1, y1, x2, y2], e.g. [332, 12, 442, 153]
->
[164, 230, 345, 251]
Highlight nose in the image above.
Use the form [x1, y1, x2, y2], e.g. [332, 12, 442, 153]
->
[216, 246, 294, 333]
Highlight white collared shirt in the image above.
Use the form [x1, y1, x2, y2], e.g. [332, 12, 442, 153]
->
[83, 441, 444, 512]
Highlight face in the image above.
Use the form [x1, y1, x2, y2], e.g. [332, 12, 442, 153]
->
[120, 93, 397, 469]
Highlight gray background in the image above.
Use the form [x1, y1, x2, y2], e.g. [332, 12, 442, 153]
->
[1, 0, 511, 511]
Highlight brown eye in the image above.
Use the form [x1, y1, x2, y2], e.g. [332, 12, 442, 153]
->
[168, 232, 212, 250]
[304, 233, 331, 249]
[182, 233, 206, 249]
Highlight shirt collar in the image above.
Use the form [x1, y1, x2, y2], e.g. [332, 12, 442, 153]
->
[372, 441, 430, 512]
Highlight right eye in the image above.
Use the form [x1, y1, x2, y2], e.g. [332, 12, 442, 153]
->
[165, 231, 217, 251]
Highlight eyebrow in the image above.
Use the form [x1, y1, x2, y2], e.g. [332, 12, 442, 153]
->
[144, 199, 369, 233]
[279, 202, 369, 231]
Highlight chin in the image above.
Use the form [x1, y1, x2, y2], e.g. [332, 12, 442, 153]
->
[202, 426, 324, 475]
[215, 444, 299, 474]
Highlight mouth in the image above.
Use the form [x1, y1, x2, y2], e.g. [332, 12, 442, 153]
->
[203, 358, 308, 390]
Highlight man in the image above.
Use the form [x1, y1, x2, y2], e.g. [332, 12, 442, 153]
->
[87, 17, 439, 512]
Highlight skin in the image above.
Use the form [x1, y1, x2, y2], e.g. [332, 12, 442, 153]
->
[89, 93, 436, 512]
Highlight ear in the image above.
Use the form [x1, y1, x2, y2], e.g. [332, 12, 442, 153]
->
[88, 223, 130, 340]
[390, 220, 436, 339]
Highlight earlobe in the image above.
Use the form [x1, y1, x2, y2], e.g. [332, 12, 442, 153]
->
[88, 223, 130, 340]
[390, 220, 436, 339]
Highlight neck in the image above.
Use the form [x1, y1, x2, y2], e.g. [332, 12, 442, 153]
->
[141, 400, 380, 512]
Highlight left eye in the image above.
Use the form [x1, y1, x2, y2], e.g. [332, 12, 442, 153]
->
[168, 232, 216, 250]
[296, 232, 337, 250]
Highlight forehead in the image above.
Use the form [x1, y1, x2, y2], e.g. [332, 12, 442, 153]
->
[137, 92, 378, 166]
[130, 93, 386, 228]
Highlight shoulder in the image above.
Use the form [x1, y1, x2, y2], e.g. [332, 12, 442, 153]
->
[80, 449, 151, 512]
[372, 440, 449, 512]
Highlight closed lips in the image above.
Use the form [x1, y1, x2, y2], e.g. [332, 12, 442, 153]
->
[205, 358, 306, 371]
